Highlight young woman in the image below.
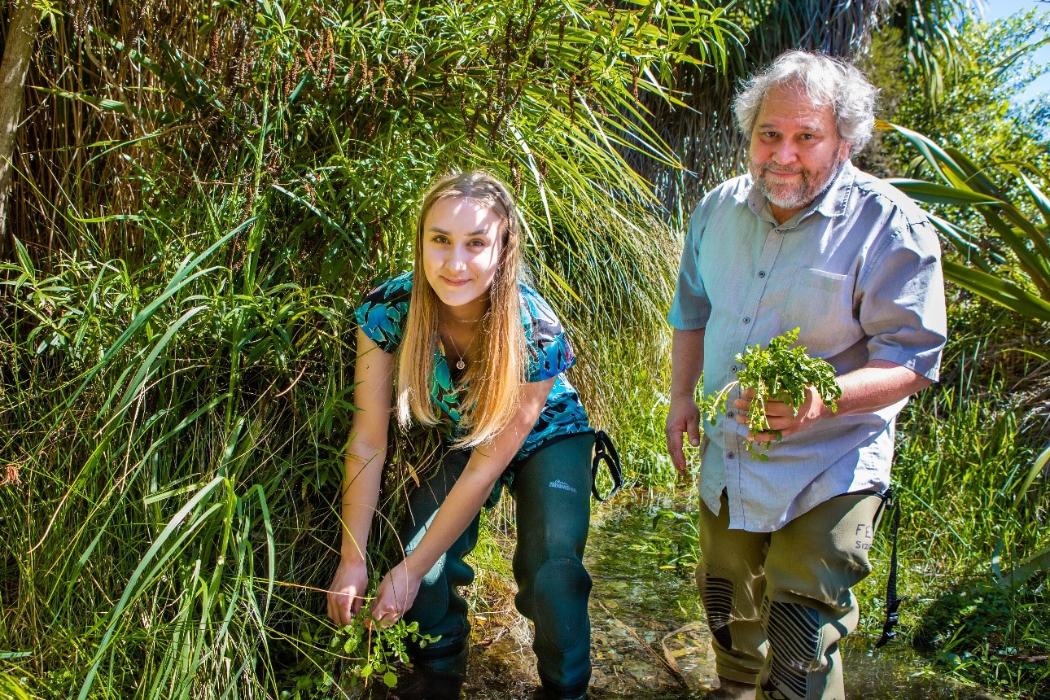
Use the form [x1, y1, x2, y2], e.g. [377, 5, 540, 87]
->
[326, 172, 597, 700]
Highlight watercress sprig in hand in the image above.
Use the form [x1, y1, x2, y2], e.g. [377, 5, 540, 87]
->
[282, 596, 438, 698]
[703, 327, 842, 459]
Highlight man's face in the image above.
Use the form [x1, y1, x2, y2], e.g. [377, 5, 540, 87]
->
[748, 83, 852, 223]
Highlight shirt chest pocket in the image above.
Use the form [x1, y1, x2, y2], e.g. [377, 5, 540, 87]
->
[781, 267, 861, 357]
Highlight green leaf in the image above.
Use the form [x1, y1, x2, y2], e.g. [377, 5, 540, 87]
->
[12, 237, 35, 278]
[888, 179, 1001, 206]
[706, 328, 841, 458]
[70, 219, 252, 406]
[889, 124, 1050, 320]
[78, 477, 227, 699]
[1014, 170, 1050, 226]
[1014, 444, 1050, 510]
[942, 260, 1050, 323]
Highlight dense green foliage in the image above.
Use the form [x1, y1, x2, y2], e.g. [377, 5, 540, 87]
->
[871, 9, 1050, 169]
[887, 123, 1050, 323]
[867, 11, 1050, 327]
[281, 618, 436, 698]
[1, 1, 1048, 699]
[869, 297, 1049, 697]
[0, 1, 734, 697]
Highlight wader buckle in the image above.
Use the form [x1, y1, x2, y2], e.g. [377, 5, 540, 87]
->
[591, 430, 622, 501]
[875, 486, 902, 649]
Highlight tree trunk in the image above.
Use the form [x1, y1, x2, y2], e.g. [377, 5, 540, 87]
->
[0, 0, 39, 259]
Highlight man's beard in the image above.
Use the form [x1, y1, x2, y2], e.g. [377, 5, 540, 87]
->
[753, 159, 843, 211]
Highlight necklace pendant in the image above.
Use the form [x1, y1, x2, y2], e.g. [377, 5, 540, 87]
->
[455, 358, 466, 371]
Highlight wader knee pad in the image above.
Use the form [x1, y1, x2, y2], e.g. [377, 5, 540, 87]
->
[762, 600, 823, 700]
[518, 557, 592, 654]
[698, 574, 736, 651]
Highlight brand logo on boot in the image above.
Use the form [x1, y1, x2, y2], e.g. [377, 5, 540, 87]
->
[547, 479, 577, 494]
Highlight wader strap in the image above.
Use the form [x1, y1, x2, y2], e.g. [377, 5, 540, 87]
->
[875, 487, 901, 649]
[591, 430, 622, 502]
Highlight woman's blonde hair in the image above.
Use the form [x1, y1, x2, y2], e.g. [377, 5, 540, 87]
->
[396, 171, 527, 449]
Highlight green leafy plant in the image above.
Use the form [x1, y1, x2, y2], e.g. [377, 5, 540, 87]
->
[282, 614, 437, 699]
[703, 328, 842, 458]
[884, 121, 1050, 323]
[344, 617, 435, 690]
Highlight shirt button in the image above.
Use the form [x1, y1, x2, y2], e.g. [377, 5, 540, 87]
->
[727, 411, 735, 418]
[758, 271, 766, 278]
[743, 316, 751, 324]
[731, 364, 738, 372]
[727, 451, 736, 460]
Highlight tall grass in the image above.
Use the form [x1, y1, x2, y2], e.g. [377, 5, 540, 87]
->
[893, 291, 1048, 567]
[1, 213, 357, 697]
[5, 2, 1044, 698]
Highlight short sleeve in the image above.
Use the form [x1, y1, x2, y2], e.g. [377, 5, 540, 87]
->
[858, 220, 947, 381]
[520, 285, 576, 382]
[354, 272, 413, 353]
[668, 195, 713, 329]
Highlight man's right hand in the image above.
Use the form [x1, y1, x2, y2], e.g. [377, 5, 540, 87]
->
[666, 395, 702, 476]
[327, 558, 369, 627]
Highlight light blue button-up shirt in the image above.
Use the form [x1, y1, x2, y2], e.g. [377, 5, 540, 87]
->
[668, 161, 947, 532]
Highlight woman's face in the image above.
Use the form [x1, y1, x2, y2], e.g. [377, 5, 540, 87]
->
[421, 196, 504, 319]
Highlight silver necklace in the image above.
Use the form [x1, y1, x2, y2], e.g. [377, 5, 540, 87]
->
[445, 333, 467, 371]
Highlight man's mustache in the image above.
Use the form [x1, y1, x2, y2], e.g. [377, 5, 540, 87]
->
[761, 164, 805, 176]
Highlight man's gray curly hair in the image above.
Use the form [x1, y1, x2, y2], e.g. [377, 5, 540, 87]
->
[733, 51, 878, 153]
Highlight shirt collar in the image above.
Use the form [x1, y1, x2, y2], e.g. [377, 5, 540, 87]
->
[744, 160, 857, 228]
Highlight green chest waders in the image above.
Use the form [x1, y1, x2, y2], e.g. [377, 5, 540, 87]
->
[400, 431, 618, 698]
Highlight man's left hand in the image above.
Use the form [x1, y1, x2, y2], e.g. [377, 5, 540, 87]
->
[733, 386, 829, 442]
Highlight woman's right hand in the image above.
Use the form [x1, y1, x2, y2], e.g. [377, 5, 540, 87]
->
[327, 558, 369, 627]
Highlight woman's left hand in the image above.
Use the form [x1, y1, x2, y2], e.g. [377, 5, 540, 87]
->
[369, 559, 422, 628]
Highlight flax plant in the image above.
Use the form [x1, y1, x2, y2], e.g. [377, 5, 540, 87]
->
[885, 122, 1050, 324]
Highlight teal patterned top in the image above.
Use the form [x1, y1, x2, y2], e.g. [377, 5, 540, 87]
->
[354, 272, 591, 460]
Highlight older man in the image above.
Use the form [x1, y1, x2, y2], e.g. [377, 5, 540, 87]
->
[666, 51, 947, 700]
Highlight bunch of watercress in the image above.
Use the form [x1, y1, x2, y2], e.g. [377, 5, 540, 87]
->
[282, 613, 437, 698]
[704, 327, 841, 457]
